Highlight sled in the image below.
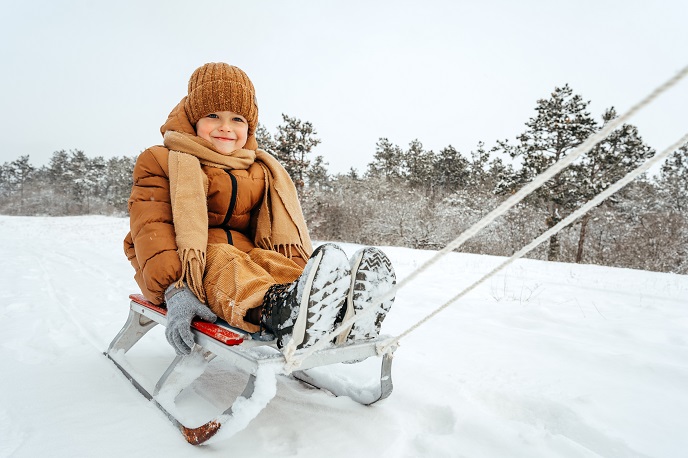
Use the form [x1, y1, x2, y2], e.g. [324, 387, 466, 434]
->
[105, 294, 395, 445]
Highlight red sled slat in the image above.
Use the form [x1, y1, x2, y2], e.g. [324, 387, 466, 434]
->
[128, 294, 244, 346]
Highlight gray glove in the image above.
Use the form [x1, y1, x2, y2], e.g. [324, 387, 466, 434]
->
[164, 283, 217, 355]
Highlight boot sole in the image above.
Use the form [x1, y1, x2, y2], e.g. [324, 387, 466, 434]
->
[291, 244, 351, 349]
[337, 247, 396, 344]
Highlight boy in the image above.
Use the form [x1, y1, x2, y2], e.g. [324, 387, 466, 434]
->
[124, 62, 395, 355]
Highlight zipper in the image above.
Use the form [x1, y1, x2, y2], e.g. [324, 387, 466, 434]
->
[222, 171, 238, 244]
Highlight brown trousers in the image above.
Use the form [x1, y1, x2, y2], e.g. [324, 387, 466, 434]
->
[203, 243, 303, 333]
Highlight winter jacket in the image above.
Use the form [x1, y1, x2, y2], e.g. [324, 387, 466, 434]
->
[124, 100, 306, 305]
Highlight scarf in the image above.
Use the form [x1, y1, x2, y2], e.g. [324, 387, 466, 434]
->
[164, 131, 313, 302]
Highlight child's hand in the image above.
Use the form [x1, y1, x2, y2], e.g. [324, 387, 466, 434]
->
[164, 283, 217, 355]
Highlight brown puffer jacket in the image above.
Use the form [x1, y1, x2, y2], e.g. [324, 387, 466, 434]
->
[124, 100, 305, 304]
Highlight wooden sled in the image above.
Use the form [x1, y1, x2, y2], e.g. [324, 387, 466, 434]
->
[105, 294, 395, 445]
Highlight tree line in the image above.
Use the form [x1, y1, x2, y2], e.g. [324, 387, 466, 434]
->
[2, 85, 687, 274]
[0, 150, 135, 216]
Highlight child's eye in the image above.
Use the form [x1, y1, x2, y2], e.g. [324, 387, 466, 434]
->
[207, 113, 219, 119]
[233, 117, 246, 123]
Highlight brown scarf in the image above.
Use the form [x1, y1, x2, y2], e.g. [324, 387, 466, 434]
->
[164, 131, 313, 302]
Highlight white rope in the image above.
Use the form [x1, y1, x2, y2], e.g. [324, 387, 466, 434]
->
[281, 64, 688, 373]
[378, 131, 688, 354]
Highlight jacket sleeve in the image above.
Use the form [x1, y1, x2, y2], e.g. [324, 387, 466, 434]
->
[127, 147, 182, 304]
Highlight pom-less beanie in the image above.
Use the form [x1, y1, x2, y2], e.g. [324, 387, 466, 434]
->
[184, 62, 258, 134]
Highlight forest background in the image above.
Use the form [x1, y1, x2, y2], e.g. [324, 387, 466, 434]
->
[2, 85, 686, 275]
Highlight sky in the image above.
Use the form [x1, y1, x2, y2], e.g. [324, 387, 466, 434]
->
[1, 0, 687, 175]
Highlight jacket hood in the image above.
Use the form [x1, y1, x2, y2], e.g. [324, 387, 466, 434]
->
[160, 97, 258, 150]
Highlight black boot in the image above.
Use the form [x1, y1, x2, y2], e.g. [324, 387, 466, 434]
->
[260, 282, 299, 347]
[261, 243, 351, 349]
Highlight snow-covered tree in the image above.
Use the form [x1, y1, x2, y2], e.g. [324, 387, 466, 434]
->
[346, 167, 360, 180]
[495, 84, 598, 261]
[255, 124, 275, 152]
[46, 150, 72, 213]
[104, 156, 136, 212]
[64, 150, 93, 212]
[433, 145, 470, 193]
[403, 139, 435, 189]
[468, 141, 512, 193]
[573, 108, 654, 262]
[0, 162, 10, 198]
[0, 155, 35, 213]
[366, 137, 404, 179]
[272, 114, 321, 190]
[657, 142, 688, 213]
[306, 155, 330, 190]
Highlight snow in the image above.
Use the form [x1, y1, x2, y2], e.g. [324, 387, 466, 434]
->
[206, 365, 279, 446]
[1, 215, 687, 457]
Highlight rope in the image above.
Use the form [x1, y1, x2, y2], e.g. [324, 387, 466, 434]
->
[281, 64, 688, 373]
[377, 131, 688, 354]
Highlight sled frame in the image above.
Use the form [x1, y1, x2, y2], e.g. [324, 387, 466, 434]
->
[105, 294, 395, 445]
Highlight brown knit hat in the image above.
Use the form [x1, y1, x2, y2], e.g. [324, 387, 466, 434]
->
[184, 63, 259, 134]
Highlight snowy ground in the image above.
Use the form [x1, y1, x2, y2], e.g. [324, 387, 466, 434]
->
[1, 215, 687, 458]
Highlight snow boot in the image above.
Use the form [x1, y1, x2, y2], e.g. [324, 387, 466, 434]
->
[336, 247, 396, 344]
[261, 243, 351, 349]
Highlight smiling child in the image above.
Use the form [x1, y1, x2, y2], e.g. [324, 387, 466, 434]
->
[123, 62, 396, 355]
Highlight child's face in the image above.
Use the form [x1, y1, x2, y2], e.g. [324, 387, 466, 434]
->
[195, 111, 249, 155]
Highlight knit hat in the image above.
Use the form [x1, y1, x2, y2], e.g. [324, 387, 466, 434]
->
[184, 63, 259, 134]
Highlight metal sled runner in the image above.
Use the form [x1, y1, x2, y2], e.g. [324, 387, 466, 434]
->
[105, 294, 395, 445]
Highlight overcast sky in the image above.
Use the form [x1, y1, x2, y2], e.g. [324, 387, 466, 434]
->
[2, 0, 686, 174]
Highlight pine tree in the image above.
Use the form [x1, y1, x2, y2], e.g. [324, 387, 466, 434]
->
[432, 145, 470, 193]
[1, 155, 35, 213]
[657, 142, 688, 213]
[255, 124, 275, 152]
[467, 141, 491, 191]
[573, 108, 654, 262]
[272, 114, 321, 190]
[0, 162, 10, 200]
[46, 150, 71, 214]
[366, 138, 404, 179]
[403, 139, 435, 189]
[347, 167, 360, 180]
[495, 84, 598, 261]
[306, 155, 330, 189]
[86, 156, 106, 213]
[486, 155, 516, 195]
[66, 150, 92, 212]
[104, 156, 136, 212]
